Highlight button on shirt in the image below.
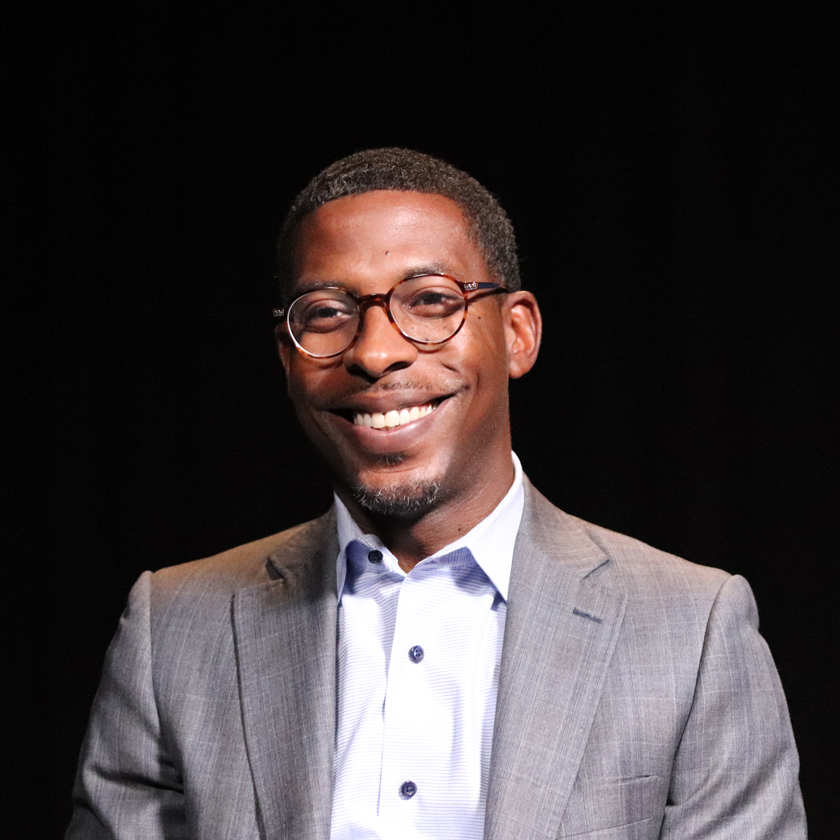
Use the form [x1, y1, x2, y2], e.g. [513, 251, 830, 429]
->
[330, 454, 525, 840]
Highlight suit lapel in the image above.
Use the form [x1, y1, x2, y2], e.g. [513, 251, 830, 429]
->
[233, 514, 339, 840]
[485, 484, 628, 840]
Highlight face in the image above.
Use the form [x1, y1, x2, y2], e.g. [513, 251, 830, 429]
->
[278, 190, 540, 521]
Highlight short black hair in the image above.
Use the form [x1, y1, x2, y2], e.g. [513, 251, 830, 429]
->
[276, 148, 520, 301]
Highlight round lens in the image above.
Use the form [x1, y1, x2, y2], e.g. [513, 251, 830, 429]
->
[391, 275, 466, 343]
[288, 290, 359, 357]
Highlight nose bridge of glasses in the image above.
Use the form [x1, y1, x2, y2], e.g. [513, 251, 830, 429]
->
[343, 289, 418, 372]
[357, 289, 391, 308]
[356, 289, 397, 325]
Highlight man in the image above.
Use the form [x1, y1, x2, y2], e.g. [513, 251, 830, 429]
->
[68, 149, 805, 839]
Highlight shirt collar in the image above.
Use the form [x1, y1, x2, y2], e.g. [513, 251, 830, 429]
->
[334, 452, 524, 602]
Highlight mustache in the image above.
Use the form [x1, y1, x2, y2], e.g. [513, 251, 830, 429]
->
[305, 376, 465, 412]
[348, 381, 443, 394]
[320, 381, 454, 407]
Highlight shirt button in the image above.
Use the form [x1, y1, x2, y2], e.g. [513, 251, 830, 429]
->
[399, 780, 418, 799]
[408, 645, 424, 663]
[368, 550, 383, 564]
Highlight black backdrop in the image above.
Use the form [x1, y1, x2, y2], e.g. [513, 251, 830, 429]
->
[12, 4, 835, 836]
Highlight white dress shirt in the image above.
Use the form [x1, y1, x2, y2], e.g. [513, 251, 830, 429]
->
[330, 454, 525, 840]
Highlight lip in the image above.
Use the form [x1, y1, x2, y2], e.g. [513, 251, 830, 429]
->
[329, 390, 450, 416]
[323, 393, 455, 454]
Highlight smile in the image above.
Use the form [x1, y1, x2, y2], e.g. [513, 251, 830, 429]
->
[351, 402, 438, 430]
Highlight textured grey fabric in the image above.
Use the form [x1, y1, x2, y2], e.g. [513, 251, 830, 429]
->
[67, 481, 805, 839]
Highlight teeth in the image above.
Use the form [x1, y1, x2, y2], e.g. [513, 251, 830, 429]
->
[352, 402, 437, 429]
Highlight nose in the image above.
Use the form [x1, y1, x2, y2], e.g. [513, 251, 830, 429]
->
[342, 302, 418, 379]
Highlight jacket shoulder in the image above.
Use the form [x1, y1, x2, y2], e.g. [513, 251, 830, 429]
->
[524, 480, 732, 597]
[147, 509, 336, 602]
[578, 514, 729, 589]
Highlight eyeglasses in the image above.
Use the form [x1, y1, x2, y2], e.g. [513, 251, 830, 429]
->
[273, 274, 506, 359]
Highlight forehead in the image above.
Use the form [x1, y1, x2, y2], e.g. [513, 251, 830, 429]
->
[289, 191, 487, 288]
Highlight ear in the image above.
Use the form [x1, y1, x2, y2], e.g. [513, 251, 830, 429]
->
[275, 322, 293, 379]
[503, 291, 542, 379]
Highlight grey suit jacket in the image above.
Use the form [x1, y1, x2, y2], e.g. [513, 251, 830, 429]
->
[68, 481, 805, 839]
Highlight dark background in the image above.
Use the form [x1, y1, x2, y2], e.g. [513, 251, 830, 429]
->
[11, 3, 835, 836]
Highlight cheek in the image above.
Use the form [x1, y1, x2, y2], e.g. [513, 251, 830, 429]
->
[284, 368, 308, 405]
[285, 358, 339, 406]
[285, 376, 330, 437]
[459, 316, 510, 381]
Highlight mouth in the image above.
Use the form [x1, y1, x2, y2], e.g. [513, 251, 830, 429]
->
[345, 400, 441, 430]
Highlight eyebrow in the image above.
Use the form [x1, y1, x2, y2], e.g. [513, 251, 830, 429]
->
[290, 279, 350, 296]
[290, 263, 457, 298]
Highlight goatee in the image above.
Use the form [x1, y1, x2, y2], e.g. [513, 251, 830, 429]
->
[350, 476, 443, 519]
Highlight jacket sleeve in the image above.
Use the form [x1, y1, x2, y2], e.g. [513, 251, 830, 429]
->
[660, 574, 806, 838]
[66, 572, 188, 840]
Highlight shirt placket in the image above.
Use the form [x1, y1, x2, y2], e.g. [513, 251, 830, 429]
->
[380, 563, 456, 833]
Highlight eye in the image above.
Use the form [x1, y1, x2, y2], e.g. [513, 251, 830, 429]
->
[401, 283, 464, 319]
[293, 294, 356, 333]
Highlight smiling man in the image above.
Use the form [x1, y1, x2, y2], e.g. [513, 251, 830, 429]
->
[278, 188, 539, 569]
[68, 149, 805, 839]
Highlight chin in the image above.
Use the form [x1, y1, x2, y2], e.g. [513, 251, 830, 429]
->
[349, 472, 445, 519]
